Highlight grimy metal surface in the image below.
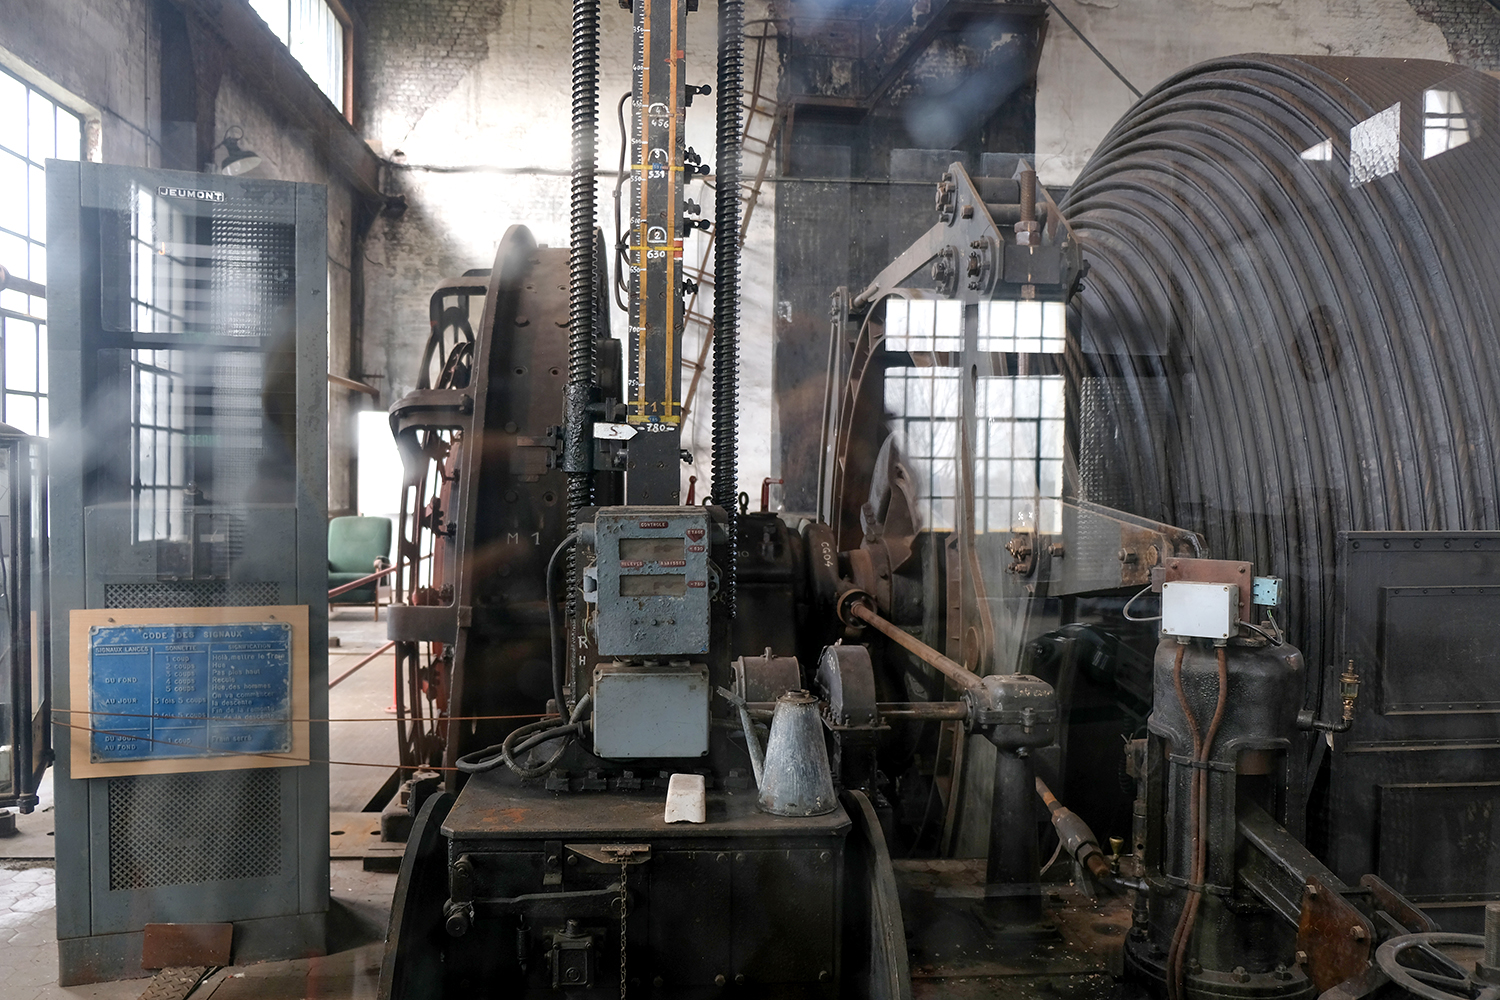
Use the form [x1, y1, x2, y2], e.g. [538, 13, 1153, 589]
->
[1332, 531, 1500, 932]
[444, 777, 851, 839]
[384, 231, 600, 780]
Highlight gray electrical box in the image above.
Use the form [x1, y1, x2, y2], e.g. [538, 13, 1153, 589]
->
[46, 163, 328, 984]
[591, 661, 710, 758]
[590, 507, 711, 657]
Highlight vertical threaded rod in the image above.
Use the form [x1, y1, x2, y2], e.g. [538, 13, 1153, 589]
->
[712, 0, 743, 616]
[564, 0, 600, 659]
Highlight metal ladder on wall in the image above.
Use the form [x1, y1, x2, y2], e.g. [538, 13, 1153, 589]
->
[680, 19, 784, 428]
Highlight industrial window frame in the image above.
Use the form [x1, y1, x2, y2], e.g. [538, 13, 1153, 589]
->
[247, 0, 355, 122]
[0, 63, 84, 437]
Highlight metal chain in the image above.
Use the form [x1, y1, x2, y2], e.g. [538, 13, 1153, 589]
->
[618, 858, 629, 1000]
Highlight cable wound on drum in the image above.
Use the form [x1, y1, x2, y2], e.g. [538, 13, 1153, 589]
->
[1061, 54, 1500, 673]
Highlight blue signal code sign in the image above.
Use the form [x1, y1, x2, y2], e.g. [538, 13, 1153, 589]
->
[89, 621, 293, 763]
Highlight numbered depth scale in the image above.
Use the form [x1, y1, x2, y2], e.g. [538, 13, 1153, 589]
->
[627, 0, 688, 432]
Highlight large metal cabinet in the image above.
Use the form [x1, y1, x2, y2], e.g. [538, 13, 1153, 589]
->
[46, 162, 329, 983]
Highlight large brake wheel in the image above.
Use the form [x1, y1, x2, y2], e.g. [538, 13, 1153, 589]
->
[377, 791, 455, 1000]
[843, 788, 912, 1000]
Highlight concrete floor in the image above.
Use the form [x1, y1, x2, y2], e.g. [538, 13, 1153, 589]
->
[0, 860, 395, 1000]
[0, 606, 405, 1000]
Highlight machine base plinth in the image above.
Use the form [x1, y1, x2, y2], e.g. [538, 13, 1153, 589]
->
[384, 772, 854, 999]
[1122, 929, 1316, 1000]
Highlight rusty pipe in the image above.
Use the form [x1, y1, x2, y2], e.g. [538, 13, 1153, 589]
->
[848, 602, 985, 698]
[328, 552, 433, 599]
[1035, 775, 1110, 879]
[328, 640, 396, 689]
[877, 702, 970, 720]
[740, 699, 969, 721]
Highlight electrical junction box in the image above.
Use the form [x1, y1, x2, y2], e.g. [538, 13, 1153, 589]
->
[1161, 581, 1239, 640]
[591, 507, 711, 657]
[591, 662, 710, 758]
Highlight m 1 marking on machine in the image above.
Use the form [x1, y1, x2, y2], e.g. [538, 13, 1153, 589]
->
[88, 621, 293, 762]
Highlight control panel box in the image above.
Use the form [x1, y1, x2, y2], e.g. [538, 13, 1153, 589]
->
[591, 662, 710, 758]
[1160, 581, 1239, 640]
[591, 507, 711, 657]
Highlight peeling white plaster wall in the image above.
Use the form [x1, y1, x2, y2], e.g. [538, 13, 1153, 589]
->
[1035, 0, 1453, 185]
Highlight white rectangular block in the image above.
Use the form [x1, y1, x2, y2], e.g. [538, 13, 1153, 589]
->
[1160, 581, 1238, 640]
[664, 773, 707, 824]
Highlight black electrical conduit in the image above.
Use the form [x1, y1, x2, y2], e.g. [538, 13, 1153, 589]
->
[713, 0, 744, 616]
[1059, 55, 1500, 678]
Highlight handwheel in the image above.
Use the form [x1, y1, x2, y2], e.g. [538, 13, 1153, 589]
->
[377, 791, 455, 1000]
[1374, 932, 1500, 1000]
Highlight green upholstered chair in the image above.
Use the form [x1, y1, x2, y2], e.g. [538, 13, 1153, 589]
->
[328, 515, 393, 618]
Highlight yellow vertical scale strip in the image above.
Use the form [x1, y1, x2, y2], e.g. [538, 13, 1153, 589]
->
[636, 6, 651, 421]
[665, 1, 679, 418]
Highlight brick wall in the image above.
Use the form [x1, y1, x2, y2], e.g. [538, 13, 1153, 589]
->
[1408, 0, 1500, 69]
[357, 0, 508, 154]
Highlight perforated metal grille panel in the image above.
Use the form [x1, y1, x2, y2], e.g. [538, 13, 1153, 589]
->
[211, 194, 296, 339]
[107, 769, 282, 890]
[104, 581, 279, 608]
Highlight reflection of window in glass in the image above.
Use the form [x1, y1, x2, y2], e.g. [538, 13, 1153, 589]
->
[1423, 89, 1472, 159]
[132, 350, 191, 542]
[884, 367, 961, 531]
[976, 376, 1064, 534]
[885, 298, 963, 353]
[0, 67, 81, 435]
[248, 0, 350, 113]
[978, 299, 1065, 353]
[1349, 102, 1400, 185]
[131, 349, 272, 542]
[1300, 139, 1333, 162]
[129, 187, 206, 336]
